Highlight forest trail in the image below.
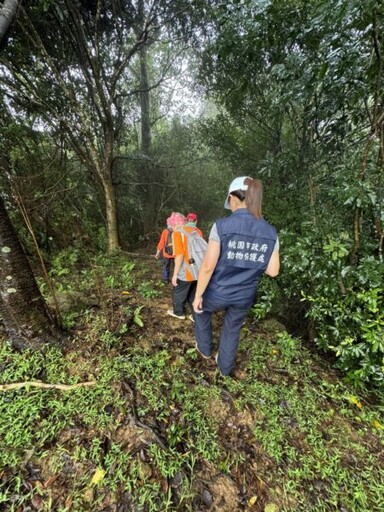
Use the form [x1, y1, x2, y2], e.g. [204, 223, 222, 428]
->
[1, 252, 383, 512]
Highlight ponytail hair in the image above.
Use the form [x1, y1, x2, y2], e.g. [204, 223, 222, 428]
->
[245, 177, 263, 219]
[227, 176, 263, 219]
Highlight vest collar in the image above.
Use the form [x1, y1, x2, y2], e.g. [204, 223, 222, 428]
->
[232, 207, 250, 215]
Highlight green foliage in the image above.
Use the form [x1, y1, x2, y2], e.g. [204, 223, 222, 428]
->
[251, 277, 281, 321]
[282, 230, 384, 385]
[61, 310, 78, 329]
[1, 318, 384, 511]
[49, 247, 81, 277]
[138, 280, 161, 299]
[133, 306, 145, 328]
[0, 345, 123, 471]
[99, 329, 120, 348]
[227, 332, 384, 511]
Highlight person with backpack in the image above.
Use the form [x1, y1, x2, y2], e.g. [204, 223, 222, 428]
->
[155, 217, 175, 282]
[166, 212, 207, 321]
[192, 177, 280, 376]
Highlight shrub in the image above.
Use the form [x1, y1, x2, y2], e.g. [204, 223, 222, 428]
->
[281, 230, 384, 386]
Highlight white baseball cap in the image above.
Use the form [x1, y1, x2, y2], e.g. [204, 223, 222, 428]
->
[224, 176, 252, 209]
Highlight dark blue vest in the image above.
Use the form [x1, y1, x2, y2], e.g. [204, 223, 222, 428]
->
[204, 209, 277, 306]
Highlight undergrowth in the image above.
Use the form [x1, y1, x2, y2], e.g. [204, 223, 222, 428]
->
[1, 252, 383, 511]
[1, 330, 383, 511]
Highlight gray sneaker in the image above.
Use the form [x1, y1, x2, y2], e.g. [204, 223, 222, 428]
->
[195, 341, 212, 359]
[215, 353, 225, 376]
[167, 310, 185, 320]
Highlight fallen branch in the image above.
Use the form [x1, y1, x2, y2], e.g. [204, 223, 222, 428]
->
[0, 380, 96, 392]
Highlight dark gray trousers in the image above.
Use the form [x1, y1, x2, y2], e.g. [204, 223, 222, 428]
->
[161, 256, 174, 281]
[172, 279, 197, 317]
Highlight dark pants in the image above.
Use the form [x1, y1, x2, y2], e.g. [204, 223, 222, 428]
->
[161, 256, 174, 282]
[194, 296, 250, 375]
[172, 279, 197, 317]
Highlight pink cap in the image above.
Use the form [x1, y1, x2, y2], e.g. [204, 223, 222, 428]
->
[167, 212, 186, 227]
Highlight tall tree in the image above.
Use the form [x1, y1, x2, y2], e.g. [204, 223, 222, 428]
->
[0, 0, 213, 250]
[135, 0, 162, 235]
[1, 3, 63, 350]
[0, 1, 159, 250]
[200, 0, 384, 247]
[0, 195, 62, 349]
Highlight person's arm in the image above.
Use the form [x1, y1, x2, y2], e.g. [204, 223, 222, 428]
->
[265, 250, 280, 277]
[193, 240, 220, 313]
[172, 255, 184, 286]
[156, 230, 166, 258]
[171, 231, 184, 286]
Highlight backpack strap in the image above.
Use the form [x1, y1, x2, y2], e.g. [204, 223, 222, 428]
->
[180, 229, 193, 269]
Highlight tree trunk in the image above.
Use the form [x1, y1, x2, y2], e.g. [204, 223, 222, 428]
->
[102, 171, 120, 252]
[0, 196, 62, 349]
[140, 45, 152, 155]
[139, 43, 157, 236]
[0, 0, 19, 42]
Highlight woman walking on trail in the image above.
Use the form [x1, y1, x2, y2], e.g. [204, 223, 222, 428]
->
[192, 177, 280, 376]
